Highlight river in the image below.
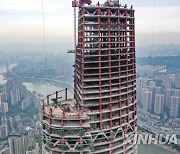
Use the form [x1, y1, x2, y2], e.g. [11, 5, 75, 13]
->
[23, 81, 73, 100]
[0, 65, 173, 154]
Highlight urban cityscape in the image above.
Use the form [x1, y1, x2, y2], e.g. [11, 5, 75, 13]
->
[0, 0, 180, 154]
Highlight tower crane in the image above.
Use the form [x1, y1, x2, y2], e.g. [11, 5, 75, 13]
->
[68, 0, 78, 53]
[68, 0, 92, 54]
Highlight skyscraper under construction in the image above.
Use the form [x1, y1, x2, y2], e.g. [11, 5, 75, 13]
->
[42, 0, 137, 153]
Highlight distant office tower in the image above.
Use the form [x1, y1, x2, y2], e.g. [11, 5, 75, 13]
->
[154, 94, 164, 115]
[141, 90, 152, 111]
[169, 96, 180, 118]
[164, 89, 172, 108]
[8, 133, 28, 154]
[74, 0, 137, 153]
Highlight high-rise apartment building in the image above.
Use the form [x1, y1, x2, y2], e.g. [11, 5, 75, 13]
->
[173, 74, 180, 89]
[164, 89, 172, 108]
[154, 94, 164, 115]
[8, 134, 29, 154]
[0, 116, 8, 139]
[169, 96, 180, 118]
[141, 90, 152, 111]
[153, 87, 162, 95]
[0, 102, 8, 113]
[172, 89, 180, 97]
[0, 125, 8, 139]
[74, 0, 137, 153]
[162, 75, 173, 89]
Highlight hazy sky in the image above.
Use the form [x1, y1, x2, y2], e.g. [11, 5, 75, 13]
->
[0, 0, 180, 48]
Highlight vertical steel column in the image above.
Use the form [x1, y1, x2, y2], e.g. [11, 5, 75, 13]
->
[61, 111, 65, 127]
[49, 107, 53, 134]
[42, 100, 45, 131]
[131, 8, 136, 131]
[107, 8, 113, 129]
[79, 113, 83, 127]
[47, 95, 50, 105]
[81, 8, 86, 112]
[61, 137, 65, 154]
[124, 5, 130, 124]
[42, 100, 45, 114]
[117, 7, 122, 126]
[107, 7, 113, 154]
[124, 5, 128, 154]
[97, 7, 103, 130]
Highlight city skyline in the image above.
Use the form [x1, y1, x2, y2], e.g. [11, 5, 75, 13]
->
[0, 0, 180, 49]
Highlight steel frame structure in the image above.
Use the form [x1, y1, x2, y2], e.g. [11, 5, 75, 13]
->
[74, 1, 137, 154]
[42, 90, 93, 154]
[42, 1, 137, 154]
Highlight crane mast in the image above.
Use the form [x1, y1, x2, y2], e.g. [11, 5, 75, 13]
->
[69, 0, 92, 53]
[68, 0, 78, 53]
[74, 0, 77, 51]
